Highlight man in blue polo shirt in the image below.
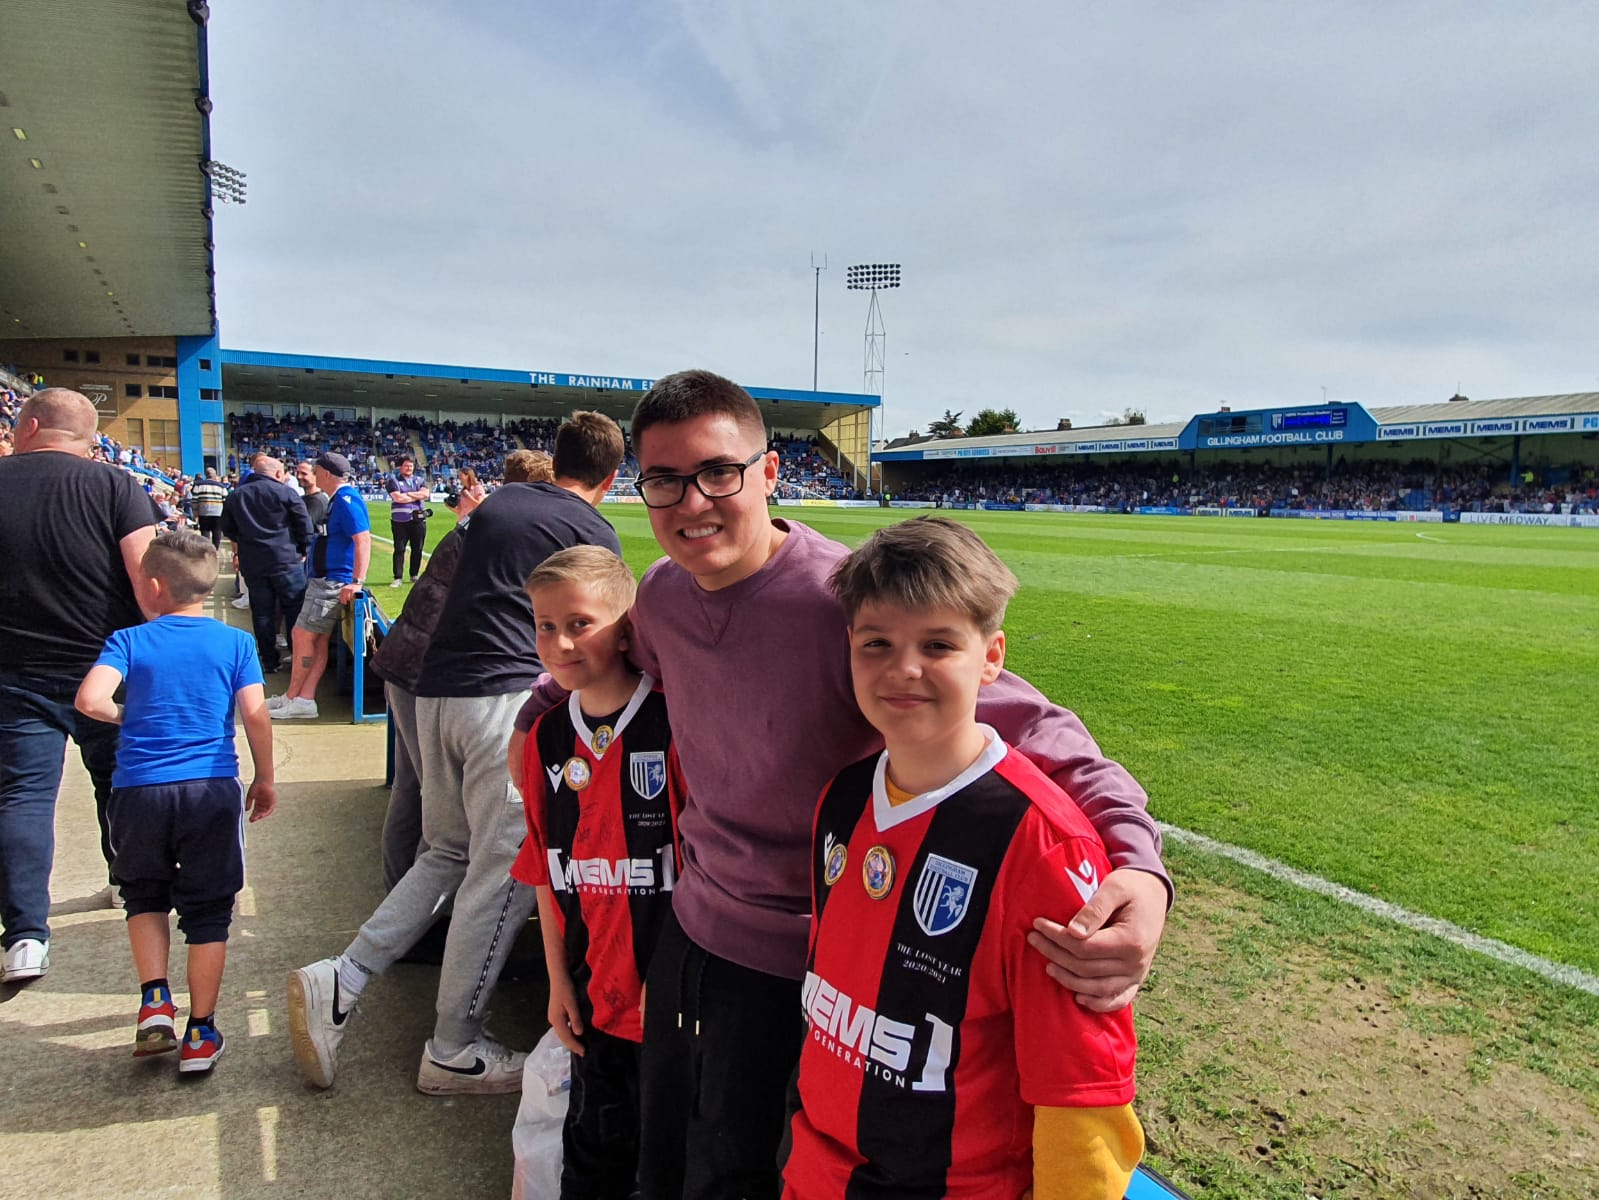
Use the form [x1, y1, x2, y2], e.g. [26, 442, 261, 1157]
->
[385, 455, 431, 587]
[269, 453, 371, 721]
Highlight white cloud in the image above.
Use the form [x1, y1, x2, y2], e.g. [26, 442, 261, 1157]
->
[208, 1, 1599, 436]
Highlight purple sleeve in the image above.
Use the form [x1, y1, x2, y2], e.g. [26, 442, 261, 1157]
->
[976, 670, 1172, 903]
[625, 597, 662, 682]
[514, 673, 569, 734]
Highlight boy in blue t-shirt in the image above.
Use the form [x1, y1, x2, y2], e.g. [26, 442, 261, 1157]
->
[75, 531, 277, 1074]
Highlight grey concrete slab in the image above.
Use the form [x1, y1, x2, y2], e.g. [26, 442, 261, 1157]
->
[0, 578, 548, 1199]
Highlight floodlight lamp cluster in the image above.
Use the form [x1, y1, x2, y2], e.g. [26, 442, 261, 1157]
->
[846, 263, 901, 290]
[201, 159, 248, 204]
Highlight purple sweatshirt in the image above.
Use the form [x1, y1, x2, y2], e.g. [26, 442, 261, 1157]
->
[517, 519, 1167, 980]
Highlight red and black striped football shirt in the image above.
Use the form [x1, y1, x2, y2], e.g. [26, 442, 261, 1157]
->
[513, 676, 682, 1042]
[783, 731, 1137, 1199]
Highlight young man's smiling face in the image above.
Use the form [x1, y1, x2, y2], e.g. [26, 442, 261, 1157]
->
[847, 600, 1005, 753]
[636, 414, 780, 591]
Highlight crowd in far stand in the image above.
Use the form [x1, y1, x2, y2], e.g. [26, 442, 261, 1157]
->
[897, 459, 1599, 515]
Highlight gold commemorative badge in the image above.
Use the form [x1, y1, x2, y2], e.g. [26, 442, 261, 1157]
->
[862, 845, 895, 900]
[563, 756, 592, 790]
[823, 840, 848, 887]
[593, 725, 614, 754]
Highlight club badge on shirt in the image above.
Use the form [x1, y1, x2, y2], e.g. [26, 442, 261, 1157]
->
[862, 845, 895, 900]
[563, 757, 591, 791]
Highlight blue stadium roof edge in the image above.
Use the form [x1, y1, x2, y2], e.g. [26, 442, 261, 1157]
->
[220, 348, 878, 433]
[874, 394, 1599, 463]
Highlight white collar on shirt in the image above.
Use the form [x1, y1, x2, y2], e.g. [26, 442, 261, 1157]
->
[566, 674, 655, 758]
[872, 724, 1006, 832]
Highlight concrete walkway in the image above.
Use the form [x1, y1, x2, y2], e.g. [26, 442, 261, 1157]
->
[0, 582, 548, 1199]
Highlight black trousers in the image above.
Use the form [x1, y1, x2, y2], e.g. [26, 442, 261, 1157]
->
[390, 518, 426, 581]
[562, 1026, 642, 1200]
[196, 514, 222, 548]
[638, 908, 806, 1200]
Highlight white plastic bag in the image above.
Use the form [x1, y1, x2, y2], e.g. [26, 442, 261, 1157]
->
[510, 1028, 572, 1200]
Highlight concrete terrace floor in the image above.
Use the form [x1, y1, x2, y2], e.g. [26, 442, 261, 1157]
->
[0, 579, 549, 1199]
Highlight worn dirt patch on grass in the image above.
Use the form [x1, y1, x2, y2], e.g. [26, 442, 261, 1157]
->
[1135, 855, 1599, 1199]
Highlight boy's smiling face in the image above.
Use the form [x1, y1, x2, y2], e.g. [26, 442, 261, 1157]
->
[530, 580, 632, 696]
[635, 414, 780, 591]
[847, 600, 1005, 751]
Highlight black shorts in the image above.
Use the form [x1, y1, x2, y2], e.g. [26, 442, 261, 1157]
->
[108, 777, 245, 943]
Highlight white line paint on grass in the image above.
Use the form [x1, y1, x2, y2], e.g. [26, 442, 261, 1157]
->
[1159, 821, 1599, 997]
[1416, 531, 1447, 542]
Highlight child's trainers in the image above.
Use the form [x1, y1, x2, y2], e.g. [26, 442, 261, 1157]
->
[178, 1023, 225, 1073]
[133, 985, 178, 1057]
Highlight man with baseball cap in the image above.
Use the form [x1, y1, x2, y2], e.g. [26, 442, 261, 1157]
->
[269, 452, 371, 720]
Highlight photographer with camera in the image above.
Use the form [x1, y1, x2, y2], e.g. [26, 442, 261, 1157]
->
[385, 455, 432, 588]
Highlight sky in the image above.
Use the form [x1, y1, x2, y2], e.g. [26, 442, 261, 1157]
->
[208, 1, 1599, 438]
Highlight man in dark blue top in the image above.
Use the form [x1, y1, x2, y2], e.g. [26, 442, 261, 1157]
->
[219, 455, 312, 676]
[386, 455, 431, 587]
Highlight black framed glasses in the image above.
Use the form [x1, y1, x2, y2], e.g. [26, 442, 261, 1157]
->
[635, 450, 766, 509]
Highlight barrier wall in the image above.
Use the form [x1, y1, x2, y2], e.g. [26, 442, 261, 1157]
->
[1460, 512, 1599, 528]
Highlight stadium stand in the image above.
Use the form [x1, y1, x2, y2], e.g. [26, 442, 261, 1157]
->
[896, 459, 1599, 515]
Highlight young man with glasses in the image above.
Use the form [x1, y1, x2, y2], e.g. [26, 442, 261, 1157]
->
[512, 370, 1170, 1199]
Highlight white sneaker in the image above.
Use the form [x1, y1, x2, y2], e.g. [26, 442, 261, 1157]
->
[265, 693, 292, 711]
[275, 633, 288, 649]
[416, 1036, 527, 1096]
[287, 958, 355, 1089]
[2, 938, 49, 983]
[270, 697, 318, 720]
[98, 884, 125, 910]
[230, 595, 250, 610]
[389, 579, 403, 588]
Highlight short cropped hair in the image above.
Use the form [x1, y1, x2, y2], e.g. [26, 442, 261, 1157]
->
[142, 530, 219, 605]
[502, 449, 554, 484]
[630, 370, 766, 455]
[828, 516, 1019, 635]
[524, 545, 637, 619]
[552, 411, 626, 487]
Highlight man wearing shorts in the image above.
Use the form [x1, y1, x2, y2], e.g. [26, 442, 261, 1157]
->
[269, 452, 370, 721]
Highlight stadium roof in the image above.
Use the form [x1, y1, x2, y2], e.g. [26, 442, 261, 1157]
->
[0, 0, 215, 341]
[221, 349, 877, 430]
[876, 420, 1189, 457]
[1369, 393, 1599, 426]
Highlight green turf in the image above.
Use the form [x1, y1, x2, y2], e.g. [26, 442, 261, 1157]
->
[373, 501, 1599, 974]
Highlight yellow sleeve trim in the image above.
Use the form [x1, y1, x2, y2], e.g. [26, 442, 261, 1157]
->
[1031, 1104, 1144, 1200]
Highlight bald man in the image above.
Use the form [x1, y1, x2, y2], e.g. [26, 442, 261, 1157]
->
[220, 453, 312, 677]
[0, 389, 159, 983]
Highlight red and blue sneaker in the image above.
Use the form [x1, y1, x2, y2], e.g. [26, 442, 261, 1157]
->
[178, 1022, 225, 1074]
[133, 986, 178, 1057]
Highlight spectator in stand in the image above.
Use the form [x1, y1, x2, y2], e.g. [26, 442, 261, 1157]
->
[0, 389, 160, 982]
[269, 453, 371, 721]
[385, 455, 431, 588]
[189, 468, 229, 550]
[220, 455, 312, 677]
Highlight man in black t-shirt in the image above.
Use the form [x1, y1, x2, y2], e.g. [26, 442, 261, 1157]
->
[0, 390, 159, 983]
[288, 412, 627, 1094]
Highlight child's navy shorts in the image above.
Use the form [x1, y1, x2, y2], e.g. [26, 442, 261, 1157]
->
[107, 777, 246, 944]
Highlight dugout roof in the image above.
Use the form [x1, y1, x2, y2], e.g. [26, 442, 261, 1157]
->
[221, 349, 877, 431]
[0, 0, 216, 342]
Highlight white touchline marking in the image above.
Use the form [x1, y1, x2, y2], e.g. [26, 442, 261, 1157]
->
[369, 531, 431, 562]
[1158, 822, 1599, 996]
[1416, 532, 1446, 542]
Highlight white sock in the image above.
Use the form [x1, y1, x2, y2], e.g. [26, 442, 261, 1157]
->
[336, 954, 372, 998]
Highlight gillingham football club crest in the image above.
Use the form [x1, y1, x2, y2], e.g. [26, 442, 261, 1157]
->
[593, 725, 614, 755]
[629, 751, 666, 801]
[913, 853, 978, 936]
[822, 833, 847, 887]
[563, 756, 591, 791]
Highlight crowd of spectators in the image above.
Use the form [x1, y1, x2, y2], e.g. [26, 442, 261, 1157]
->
[772, 434, 862, 499]
[895, 459, 1599, 515]
[405, 417, 557, 481]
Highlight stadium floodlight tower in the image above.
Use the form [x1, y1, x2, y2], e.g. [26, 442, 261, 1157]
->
[845, 262, 900, 495]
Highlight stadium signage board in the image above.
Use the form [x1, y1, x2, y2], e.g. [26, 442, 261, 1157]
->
[1379, 413, 1597, 440]
[530, 372, 656, 392]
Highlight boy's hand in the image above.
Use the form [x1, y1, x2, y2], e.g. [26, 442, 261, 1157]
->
[246, 779, 277, 822]
[547, 976, 587, 1057]
[1026, 867, 1166, 1012]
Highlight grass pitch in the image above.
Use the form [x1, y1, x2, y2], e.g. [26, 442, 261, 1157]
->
[377, 502, 1599, 1197]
